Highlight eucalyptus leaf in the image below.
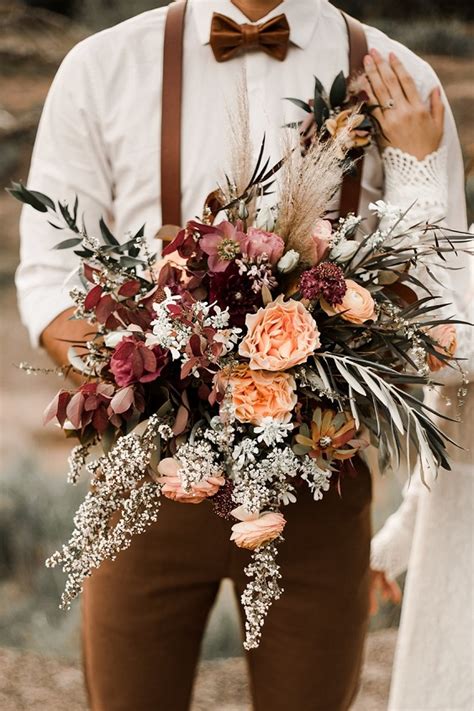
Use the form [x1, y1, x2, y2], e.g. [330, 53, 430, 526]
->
[99, 217, 120, 246]
[54, 238, 83, 250]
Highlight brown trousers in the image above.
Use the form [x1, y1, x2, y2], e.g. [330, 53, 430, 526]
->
[82, 466, 372, 711]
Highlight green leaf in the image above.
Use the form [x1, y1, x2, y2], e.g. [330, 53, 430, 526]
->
[313, 96, 329, 130]
[58, 202, 79, 232]
[99, 217, 120, 246]
[7, 183, 48, 212]
[313, 75, 324, 95]
[329, 71, 347, 109]
[284, 97, 312, 113]
[29, 190, 56, 211]
[54, 237, 83, 250]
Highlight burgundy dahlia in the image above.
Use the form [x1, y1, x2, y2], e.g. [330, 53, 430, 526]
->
[299, 262, 347, 305]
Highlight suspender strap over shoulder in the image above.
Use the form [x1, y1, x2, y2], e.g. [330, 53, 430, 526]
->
[339, 11, 369, 217]
[161, 0, 187, 228]
[160, 2, 368, 228]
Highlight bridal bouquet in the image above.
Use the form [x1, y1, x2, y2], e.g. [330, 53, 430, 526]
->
[10, 115, 471, 649]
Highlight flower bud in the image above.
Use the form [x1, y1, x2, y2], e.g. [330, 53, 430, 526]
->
[277, 249, 300, 273]
[330, 240, 359, 262]
[255, 205, 276, 231]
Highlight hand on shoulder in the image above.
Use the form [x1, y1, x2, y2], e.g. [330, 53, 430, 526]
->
[362, 48, 444, 161]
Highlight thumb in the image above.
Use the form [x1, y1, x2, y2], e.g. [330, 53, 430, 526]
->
[430, 86, 445, 130]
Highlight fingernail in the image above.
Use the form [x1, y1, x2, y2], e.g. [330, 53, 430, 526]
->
[370, 48, 380, 60]
[364, 55, 374, 68]
[389, 52, 397, 62]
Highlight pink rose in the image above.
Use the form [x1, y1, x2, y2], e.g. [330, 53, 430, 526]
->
[110, 336, 168, 387]
[242, 227, 285, 265]
[321, 279, 376, 324]
[157, 458, 225, 504]
[310, 219, 332, 265]
[216, 364, 297, 425]
[230, 510, 286, 550]
[426, 324, 457, 372]
[239, 295, 320, 371]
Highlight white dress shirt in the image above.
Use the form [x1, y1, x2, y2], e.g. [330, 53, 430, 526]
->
[16, 0, 467, 346]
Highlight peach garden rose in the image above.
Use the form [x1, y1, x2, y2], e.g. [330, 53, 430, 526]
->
[230, 509, 287, 550]
[217, 365, 297, 425]
[157, 457, 225, 504]
[239, 296, 321, 371]
[321, 279, 376, 324]
[426, 323, 457, 372]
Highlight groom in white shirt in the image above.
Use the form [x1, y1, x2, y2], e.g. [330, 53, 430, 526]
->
[16, 1, 466, 709]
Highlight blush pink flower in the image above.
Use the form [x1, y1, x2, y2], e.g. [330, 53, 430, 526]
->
[200, 220, 247, 272]
[216, 365, 297, 425]
[110, 336, 168, 387]
[157, 458, 225, 504]
[321, 279, 376, 324]
[242, 227, 285, 265]
[239, 296, 320, 370]
[426, 324, 457, 372]
[310, 219, 332, 265]
[230, 509, 286, 550]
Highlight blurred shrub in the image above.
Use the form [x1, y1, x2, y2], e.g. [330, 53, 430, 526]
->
[370, 18, 474, 57]
[0, 460, 86, 658]
[338, 0, 474, 21]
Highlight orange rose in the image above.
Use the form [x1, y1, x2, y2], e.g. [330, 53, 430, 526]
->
[157, 458, 225, 504]
[153, 250, 191, 284]
[239, 296, 320, 371]
[426, 324, 457, 372]
[325, 109, 371, 158]
[230, 511, 286, 550]
[321, 279, 376, 324]
[217, 365, 297, 425]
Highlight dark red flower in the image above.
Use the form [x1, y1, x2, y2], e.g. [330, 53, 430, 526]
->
[211, 479, 235, 520]
[299, 262, 347, 305]
[110, 336, 168, 387]
[209, 263, 262, 327]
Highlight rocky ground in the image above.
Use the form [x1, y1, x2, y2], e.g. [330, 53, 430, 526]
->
[0, 629, 396, 711]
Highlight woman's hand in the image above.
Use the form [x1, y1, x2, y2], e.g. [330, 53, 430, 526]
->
[369, 569, 402, 615]
[362, 48, 444, 161]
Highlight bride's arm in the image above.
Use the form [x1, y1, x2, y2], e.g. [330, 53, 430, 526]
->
[363, 48, 447, 225]
[360, 52, 465, 602]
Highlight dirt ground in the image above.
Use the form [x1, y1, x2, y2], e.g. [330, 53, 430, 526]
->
[0, 629, 396, 711]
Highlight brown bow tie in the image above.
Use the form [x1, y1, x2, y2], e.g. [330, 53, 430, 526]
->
[209, 12, 290, 63]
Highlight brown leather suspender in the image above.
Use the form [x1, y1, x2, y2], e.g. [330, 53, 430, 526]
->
[339, 11, 368, 217]
[160, 1, 368, 227]
[161, 0, 187, 229]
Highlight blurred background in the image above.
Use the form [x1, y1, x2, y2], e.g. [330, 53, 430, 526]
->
[0, 1, 472, 709]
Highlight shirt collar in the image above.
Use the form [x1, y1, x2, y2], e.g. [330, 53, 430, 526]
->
[190, 0, 322, 50]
